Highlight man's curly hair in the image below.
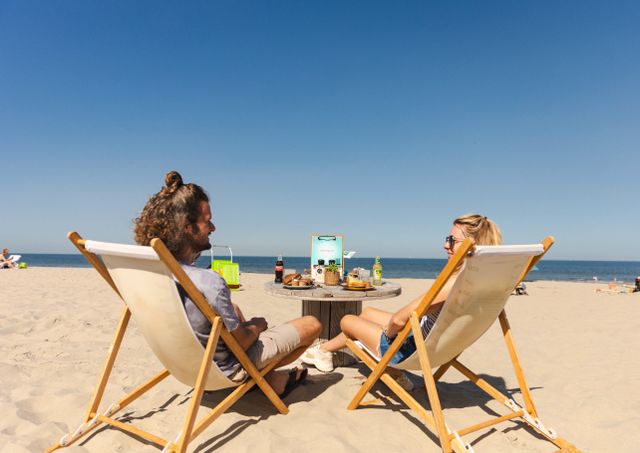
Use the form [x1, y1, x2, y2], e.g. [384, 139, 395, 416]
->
[134, 171, 209, 257]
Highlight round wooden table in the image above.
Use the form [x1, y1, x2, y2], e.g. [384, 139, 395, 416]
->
[264, 281, 402, 366]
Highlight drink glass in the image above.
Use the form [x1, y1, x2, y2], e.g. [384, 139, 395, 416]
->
[359, 269, 371, 282]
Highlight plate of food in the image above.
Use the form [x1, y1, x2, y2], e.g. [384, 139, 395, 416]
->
[282, 273, 314, 290]
[344, 286, 375, 291]
[283, 284, 315, 290]
[342, 281, 375, 291]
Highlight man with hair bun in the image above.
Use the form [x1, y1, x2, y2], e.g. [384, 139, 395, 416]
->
[134, 171, 321, 398]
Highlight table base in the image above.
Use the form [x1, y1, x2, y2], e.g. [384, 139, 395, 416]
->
[302, 299, 362, 367]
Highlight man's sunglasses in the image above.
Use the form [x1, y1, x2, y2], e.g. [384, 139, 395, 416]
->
[445, 235, 465, 249]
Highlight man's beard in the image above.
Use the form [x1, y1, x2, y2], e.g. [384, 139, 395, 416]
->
[197, 239, 212, 253]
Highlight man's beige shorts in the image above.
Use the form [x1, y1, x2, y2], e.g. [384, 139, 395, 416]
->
[230, 323, 301, 382]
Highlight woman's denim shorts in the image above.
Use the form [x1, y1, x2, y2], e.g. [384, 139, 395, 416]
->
[379, 331, 417, 365]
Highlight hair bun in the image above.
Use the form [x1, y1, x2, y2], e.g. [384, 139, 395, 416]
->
[163, 171, 183, 194]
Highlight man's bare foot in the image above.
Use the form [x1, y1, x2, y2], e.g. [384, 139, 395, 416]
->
[266, 367, 307, 397]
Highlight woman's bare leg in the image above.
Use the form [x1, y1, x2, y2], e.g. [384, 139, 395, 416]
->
[318, 307, 393, 353]
[360, 306, 393, 325]
[341, 315, 385, 356]
[319, 315, 384, 356]
[318, 331, 347, 352]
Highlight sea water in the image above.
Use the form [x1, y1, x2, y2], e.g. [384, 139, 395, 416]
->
[13, 254, 640, 283]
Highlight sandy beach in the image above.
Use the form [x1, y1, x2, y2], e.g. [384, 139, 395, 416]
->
[1, 268, 639, 453]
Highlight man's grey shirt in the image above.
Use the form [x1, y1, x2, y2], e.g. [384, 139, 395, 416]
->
[180, 264, 241, 377]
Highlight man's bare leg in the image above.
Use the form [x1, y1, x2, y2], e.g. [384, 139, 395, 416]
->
[264, 316, 321, 394]
[265, 367, 306, 395]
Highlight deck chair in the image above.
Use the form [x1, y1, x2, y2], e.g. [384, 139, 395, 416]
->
[47, 232, 289, 453]
[8, 254, 21, 263]
[346, 237, 580, 453]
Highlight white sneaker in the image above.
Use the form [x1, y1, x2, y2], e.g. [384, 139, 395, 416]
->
[300, 344, 334, 373]
[392, 371, 415, 392]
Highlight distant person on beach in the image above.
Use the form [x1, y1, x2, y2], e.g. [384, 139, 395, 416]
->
[635, 277, 640, 293]
[300, 214, 502, 389]
[133, 171, 321, 398]
[1, 248, 16, 269]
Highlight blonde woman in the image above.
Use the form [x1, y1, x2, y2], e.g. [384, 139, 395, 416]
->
[301, 214, 503, 388]
[1, 248, 17, 269]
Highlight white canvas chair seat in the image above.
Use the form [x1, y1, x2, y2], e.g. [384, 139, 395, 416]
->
[355, 245, 543, 370]
[47, 233, 289, 453]
[346, 237, 580, 453]
[8, 254, 21, 263]
[84, 240, 237, 390]
[395, 244, 542, 371]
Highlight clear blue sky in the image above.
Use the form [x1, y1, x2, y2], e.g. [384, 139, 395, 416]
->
[1, 1, 639, 260]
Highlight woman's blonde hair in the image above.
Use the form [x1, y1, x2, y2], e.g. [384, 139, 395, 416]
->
[454, 214, 502, 246]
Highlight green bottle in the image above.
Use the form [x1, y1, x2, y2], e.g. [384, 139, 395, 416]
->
[372, 256, 383, 286]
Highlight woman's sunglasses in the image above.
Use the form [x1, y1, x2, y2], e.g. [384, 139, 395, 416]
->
[445, 235, 465, 249]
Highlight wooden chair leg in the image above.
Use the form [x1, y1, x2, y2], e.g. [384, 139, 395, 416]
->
[83, 306, 131, 422]
[433, 359, 455, 382]
[346, 327, 412, 410]
[45, 307, 131, 452]
[46, 318, 172, 452]
[346, 336, 471, 453]
[499, 310, 538, 417]
[174, 317, 222, 453]
[451, 358, 571, 448]
[347, 361, 385, 410]
[410, 314, 452, 453]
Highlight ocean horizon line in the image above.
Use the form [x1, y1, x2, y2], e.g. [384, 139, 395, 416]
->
[11, 253, 640, 283]
[9, 252, 640, 263]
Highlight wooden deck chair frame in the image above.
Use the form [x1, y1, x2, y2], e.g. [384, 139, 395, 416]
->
[47, 232, 289, 453]
[345, 236, 580, 453]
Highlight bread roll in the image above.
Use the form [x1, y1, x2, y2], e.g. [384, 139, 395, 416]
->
[283, 273, 301, 285]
